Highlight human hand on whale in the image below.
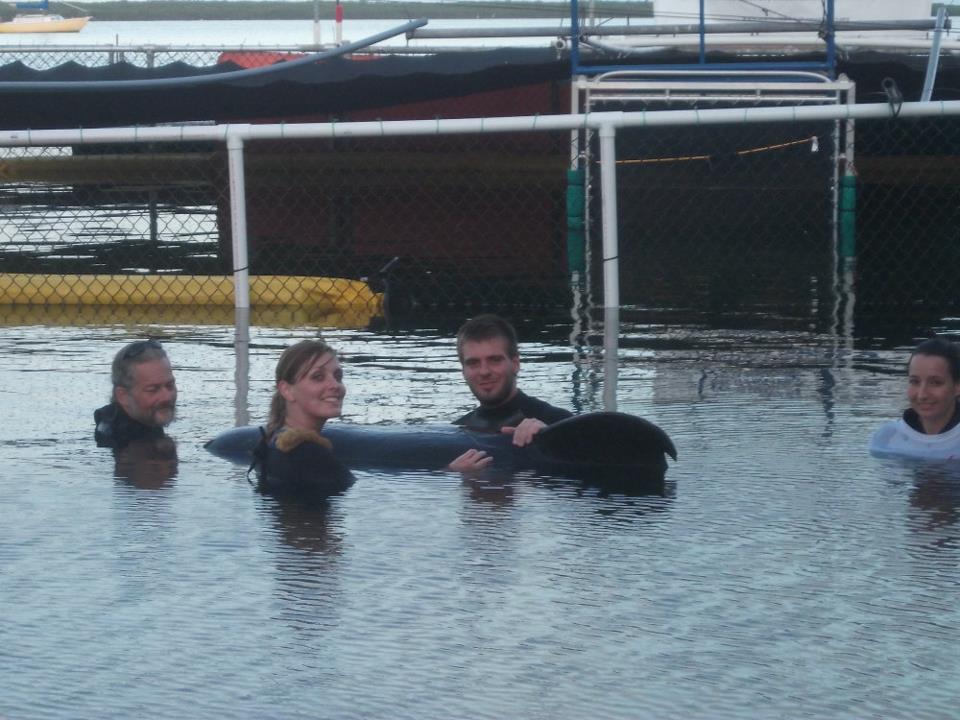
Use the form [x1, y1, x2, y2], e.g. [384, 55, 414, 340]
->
[446, 417, 548, 473]
[447, 448, 493, 474]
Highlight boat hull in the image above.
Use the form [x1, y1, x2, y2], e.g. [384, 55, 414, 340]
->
[0, 15, 89, 33]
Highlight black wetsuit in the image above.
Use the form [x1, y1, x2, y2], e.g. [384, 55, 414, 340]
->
[903, 401, 960, 434]
[251, 427, 355, 500]
[452, 390, 572, 432]
[94, 402, 164, 449]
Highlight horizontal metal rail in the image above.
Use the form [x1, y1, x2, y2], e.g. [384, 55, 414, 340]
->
[585, 81, 842, 92]
[586, 69, 842, 83]
[1, 100, 957, 146]
[588, 93, 844, 104]
[584, 35, 960, 52]
[409, 18, 949, 39]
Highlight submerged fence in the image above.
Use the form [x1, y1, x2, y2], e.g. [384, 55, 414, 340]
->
[2, 98, 960, 330]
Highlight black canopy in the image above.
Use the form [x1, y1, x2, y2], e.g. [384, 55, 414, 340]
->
[0, 47, 569, 130]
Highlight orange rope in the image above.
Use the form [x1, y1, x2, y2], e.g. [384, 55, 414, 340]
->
[616, 136, 815, 165]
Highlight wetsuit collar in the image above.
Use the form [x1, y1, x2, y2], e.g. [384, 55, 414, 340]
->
[457, 390, 530, 432]
[95, 401, 164, 449]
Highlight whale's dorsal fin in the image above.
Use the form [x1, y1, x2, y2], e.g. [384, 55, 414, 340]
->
[536, 412, 677, 464]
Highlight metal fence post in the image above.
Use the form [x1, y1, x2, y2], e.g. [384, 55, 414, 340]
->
[598, 122, 620, 411]
[227, 132, 251, 310]
[598, 123, 620, 309]
[234, 307, 251, 427]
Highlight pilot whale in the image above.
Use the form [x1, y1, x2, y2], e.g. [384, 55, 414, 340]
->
[206, 411, 677, 492]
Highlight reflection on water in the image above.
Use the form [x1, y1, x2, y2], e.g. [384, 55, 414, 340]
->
[264, 497, 346, 641]
[113, 436, 179, 490]
[909, 463, 960, 546]
[267, 497, 343, 557]
[2, 316, 960, 719]
[462, 470, 517, 507]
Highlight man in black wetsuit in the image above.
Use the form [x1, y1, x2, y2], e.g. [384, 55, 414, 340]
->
[449, 314, 571, 473]
[94, 339, 178, 449]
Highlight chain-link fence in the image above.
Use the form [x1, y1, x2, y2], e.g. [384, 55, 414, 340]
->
[577, 113, 960, 332]
[0, 45, 576, 326]
[2, 45, 960, 332]
[0, 46, 254, 69]
[589, 120, 837, 317]
[237, 131, 569, 312]
[855, 116, 960, 315]
[0, 129, 572, 324]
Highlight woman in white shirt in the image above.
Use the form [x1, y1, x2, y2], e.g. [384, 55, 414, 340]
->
[870, 337, 960, 460]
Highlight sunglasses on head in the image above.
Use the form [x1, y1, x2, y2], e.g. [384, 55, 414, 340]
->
[121, 339, 163, 360]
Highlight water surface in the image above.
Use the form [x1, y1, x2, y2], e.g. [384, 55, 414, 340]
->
[1, 315, 958, 719]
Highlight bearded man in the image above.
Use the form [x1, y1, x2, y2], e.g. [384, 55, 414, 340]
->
[95, 340, 178, 449]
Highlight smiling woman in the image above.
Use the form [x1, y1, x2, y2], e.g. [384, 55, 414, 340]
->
[249, 339, 355, 499]
[869, 337, 960, 460]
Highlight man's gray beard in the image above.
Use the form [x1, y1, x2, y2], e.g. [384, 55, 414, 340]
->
[156, 406, 177, 428]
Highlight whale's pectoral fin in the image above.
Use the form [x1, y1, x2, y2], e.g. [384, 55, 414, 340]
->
[536, 412, 677, 465]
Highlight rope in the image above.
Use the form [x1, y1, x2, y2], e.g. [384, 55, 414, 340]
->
[616, 136, 817, 165]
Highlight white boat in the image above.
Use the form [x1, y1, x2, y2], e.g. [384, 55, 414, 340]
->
[645, 0, 948, 53]
[656, 0, 932, 23]
[0, 13, 89, 33]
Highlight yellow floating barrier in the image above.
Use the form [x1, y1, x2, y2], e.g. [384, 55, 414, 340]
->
[0, 273, 383, 311]
[0, 302, 380, 329]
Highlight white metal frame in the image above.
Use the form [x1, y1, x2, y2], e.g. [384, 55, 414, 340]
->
[579, 69, 855, 108]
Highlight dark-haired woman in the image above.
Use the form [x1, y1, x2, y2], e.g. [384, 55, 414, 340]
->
[870, 338, 960, 460]
[252, 339, 355, 498]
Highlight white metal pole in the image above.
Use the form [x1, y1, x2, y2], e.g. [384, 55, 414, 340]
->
[603, 305, 619, 411]
[5, 101, 960, 148]
[234, 306, 251, 427]
[312, 0, 321, 46]
[335, 0, 343, 45]
[598, 123, 619, 411]
[598, 123, 619, 309]
[226, 133, 251, 310]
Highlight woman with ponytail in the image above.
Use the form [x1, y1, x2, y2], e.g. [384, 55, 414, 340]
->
[252, 339, 354, 498]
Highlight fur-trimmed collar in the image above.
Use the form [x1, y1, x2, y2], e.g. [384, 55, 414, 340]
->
[274, 427, 332, 452]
